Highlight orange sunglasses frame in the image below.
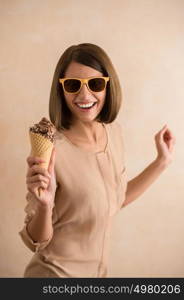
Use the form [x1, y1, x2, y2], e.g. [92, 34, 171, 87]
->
[59, 77, 110, 94]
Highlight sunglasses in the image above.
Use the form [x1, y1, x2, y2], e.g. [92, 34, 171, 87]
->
[59, 77, 110, 94]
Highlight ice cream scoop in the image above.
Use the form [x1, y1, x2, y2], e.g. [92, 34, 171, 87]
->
[29, 117, 56, 197]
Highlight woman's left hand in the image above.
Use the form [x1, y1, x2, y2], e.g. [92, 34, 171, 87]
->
[154, 124, 176, 165]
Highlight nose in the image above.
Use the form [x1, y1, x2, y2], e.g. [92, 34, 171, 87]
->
[76, 83, 94, 102]
[79, 82, 91, 95]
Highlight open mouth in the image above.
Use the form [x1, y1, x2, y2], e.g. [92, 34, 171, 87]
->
[75, 102, 97, 111]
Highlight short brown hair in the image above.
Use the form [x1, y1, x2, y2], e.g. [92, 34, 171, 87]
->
[49, 43, 123, 130]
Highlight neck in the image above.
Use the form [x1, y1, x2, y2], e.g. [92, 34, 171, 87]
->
[70, 120, 103, 144]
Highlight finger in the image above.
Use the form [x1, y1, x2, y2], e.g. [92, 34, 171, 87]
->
[26, 174, 50, 184]
[155, 125, 167, 139]
[158, 125, 170, 142]
[27, 156, 46, 168]
[164, 130, 171, 140]
[28, 184, 43, 198]
[163, 128, 176, 144]
[28, 181, 48, 193]
[157, 129, 166, 143]
[166, 128, 175, 140]
[168, 142, 174, 152]
[26, 165, 51, 179]
[158, 124, 167, 133]
[161, 125, 176, 141]
[48, 147, 56, 174]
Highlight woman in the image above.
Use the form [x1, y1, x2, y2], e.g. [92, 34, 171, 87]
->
[19, 43, 176, 277]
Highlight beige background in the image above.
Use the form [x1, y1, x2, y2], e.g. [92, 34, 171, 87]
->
[0, 0, 183, 277]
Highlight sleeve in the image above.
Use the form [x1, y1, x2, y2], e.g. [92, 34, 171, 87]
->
[19, 192, 53, 253]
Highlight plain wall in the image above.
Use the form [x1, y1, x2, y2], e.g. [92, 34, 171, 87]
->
[0, 0, 183, 277]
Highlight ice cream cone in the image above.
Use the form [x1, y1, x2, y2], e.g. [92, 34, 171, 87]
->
[29, 131, 54, 197]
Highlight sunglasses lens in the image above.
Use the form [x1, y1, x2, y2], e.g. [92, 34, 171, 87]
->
[64, 79, 81, 93]
[88, 78, 106, 92]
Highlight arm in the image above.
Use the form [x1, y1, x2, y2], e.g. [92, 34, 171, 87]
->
[122, 124, 176, 208]
[19, 147, 57, 252]
[19, 193, 55, 252]
[27, 202, 53, 243]
[122, 158, 169, 207]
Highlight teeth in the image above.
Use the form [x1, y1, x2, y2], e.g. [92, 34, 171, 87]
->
[76, 102, 96, 108]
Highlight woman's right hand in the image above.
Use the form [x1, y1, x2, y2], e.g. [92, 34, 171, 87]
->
[26, 147, 57, 209]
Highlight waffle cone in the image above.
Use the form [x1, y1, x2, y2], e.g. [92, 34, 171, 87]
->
[29, 131, 54, 197]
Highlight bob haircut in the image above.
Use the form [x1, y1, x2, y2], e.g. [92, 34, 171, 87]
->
[49, 43, 123, 130]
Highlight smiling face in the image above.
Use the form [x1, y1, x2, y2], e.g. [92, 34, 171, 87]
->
[63, 61, 107, 124]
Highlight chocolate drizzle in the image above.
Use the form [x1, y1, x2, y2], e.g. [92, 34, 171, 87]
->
[29, 117, 56, 143]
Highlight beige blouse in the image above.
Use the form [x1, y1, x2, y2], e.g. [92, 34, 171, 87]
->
[19, 120, 128, 278]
